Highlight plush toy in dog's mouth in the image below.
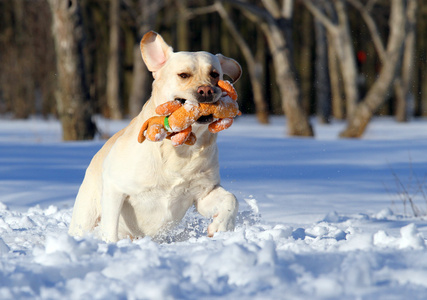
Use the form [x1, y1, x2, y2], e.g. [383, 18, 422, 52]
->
[175, 98, 186, 104]
[173, 97, 215, 124]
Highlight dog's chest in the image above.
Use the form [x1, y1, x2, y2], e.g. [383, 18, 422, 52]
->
[156, 149, 218, 199]
[128, 149, 217, 228]
[124, 168, 214, 237]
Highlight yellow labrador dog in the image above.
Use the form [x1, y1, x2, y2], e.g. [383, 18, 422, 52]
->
[69, 31, 241, 243]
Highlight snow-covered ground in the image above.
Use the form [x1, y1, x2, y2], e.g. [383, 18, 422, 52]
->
[1, 115, 427, 299]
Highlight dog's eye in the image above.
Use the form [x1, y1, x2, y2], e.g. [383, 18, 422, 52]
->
[178, 73, 190, 79]
[210, 71, 219, 79]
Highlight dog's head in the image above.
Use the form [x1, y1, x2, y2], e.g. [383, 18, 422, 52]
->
[140, 31, 242, 122]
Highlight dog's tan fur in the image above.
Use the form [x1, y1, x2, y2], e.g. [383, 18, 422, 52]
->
[68, 31, 241, 242]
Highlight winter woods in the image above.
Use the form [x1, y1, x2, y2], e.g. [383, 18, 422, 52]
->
[0, 0, 426, 140]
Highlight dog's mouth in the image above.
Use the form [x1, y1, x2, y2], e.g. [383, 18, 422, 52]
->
[196, 114, 214, 124]
[175, 98, 186, 104]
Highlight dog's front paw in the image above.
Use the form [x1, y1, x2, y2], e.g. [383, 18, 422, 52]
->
[207, 213, 235, 237]
[99, 227, 119, 243]
[101, 234, 119, 243]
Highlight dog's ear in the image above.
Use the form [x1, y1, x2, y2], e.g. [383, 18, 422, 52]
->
[140, 31, 173, 73]
[216, 54, 242, 83]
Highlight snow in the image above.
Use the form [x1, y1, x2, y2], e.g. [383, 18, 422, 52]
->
[1, 115, 427, 299]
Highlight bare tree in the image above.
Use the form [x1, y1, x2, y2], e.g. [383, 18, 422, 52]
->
[214, 1, 269, 124]
[340, 0, 408, 137]
[298, 7, 314, 115]
[48, 0, 95, 140]
[227, 0, 313, 136]
[314, 4, 331, 124]
[347, 0, 417, 122]
[302, 0, 359, 119]
[417, 0, 427, 116]
[327, 32, 345, 120]
[1, 1, 35, 118]
[393, 0, 417, 122]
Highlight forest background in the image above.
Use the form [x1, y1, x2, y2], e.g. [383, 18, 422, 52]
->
[0, 0, 426, 140]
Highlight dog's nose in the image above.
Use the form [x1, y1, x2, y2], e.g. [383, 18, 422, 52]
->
[197, 85, 214, 102]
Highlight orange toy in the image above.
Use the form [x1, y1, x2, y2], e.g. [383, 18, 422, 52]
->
[218, 80, 237, 101]
[138, 80, 240, 146]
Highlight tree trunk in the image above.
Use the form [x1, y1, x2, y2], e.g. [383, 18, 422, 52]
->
[299, 7, 313, 114]
[129, 44, 151, 117]
[303, 0, 359, 119]
[328, 32, 344, 120]
[331, 0, 358, 118]
[232, 0, 313, 136]
[422, 63, 427, 116]
[394, 0, 417, 122]
[9, 1, 34, 118]
[314, 15, 331, 124]
[417, 0, 427, 116]
[340, 0, 406, 138]
[394, 77, 406, 121]
[128, 0, 163, 118]
[106, 0, 123, 119]
[48, 0, 95, 141]
[177, 0, 190, 51]
[215, 1, 269, 124]
[262, 21, 313, 136]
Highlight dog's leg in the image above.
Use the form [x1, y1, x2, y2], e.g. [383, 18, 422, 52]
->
[196, 186, 238, 237]
[100, 183, 126, 243]
[68, 194, 99, 237]
[68, 176, 101, 237]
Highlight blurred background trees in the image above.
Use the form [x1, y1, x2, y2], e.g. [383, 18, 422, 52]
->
[0, 0, 426, 140]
